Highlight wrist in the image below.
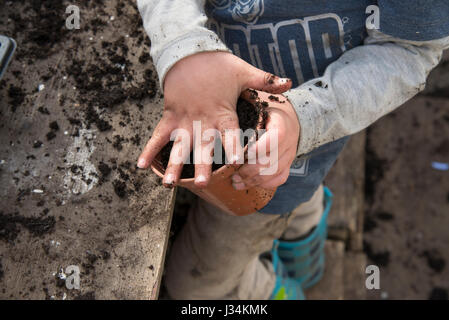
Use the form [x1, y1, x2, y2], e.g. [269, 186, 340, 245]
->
[156, 31, 231, 91]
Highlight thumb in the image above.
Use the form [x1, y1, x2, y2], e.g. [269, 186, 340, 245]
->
[243, 65, 292, 94]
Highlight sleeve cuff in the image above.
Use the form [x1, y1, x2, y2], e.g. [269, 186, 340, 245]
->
[154, 31, 231, 91]
[284, 87, 319, 157]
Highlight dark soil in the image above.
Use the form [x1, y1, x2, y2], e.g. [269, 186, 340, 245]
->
[0, 258, 3, 280]
[422, 249, 446, 273]
[363, 240, 390, 267]
[37, 107, 50, 115]
[160, 95, 268, 179]
[363, 63, 449, 300]
[8, 85, 26, 112]
[113, 180, 127, 198]
[33, 140, 43, 148]
[46, 131, 56, 141]
[429, 287, 448, 300]
[7, 1, 68, 61]
[66, 42, 156, 132]
[112, 135, 125, 151]
[98, 162, 112, 182]
[49, 121, 59, 131]
[74, 291, 96, 300]
[0, 211, 56, 242]
[364, 128, 388, 205]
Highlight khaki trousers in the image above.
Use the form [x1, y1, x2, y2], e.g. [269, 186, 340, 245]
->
[165, 185, 324, 300]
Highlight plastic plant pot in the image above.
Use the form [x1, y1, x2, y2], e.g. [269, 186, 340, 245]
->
[151, 154, 276, 216]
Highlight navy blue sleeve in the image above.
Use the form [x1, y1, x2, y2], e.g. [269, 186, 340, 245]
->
[378, 0, 449, 41]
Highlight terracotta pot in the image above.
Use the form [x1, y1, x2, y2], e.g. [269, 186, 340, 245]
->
[151, 155, 277, 216]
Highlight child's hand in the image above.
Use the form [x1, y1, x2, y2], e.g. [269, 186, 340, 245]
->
[137, 51, 292, 188]
[231, 91, 300, 190]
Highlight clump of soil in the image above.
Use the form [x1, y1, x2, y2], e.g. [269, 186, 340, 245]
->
[49, 121, 59, 131]
[422, 249, 446, 273]
[75, 291, 96, 300]
[0, 258, 3, 280]
[112, 135, 125, 151]
[8, 85, 26, 112]
[429, 287, 448, 300]
[37, 106, 50, 115]
[33, 140, 43, 148]
[98, 162, 112, 182]
[363, 240, 390, 267]
[66, 42, 156, 132]
[7, 1, 68, 61]
[113, 180, 127, 198]
[160, 94, 269, 179]
[0, 211, 56, 242]
[363, 216, 377, 232]
[46, 121, 59, 141]
[364, 129, 388, 205]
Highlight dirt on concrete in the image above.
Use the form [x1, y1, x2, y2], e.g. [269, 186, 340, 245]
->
[364, 51, 449, 300]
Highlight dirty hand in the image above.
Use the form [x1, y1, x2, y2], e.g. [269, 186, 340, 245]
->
[231, 91, 300, 190]
[137, 51, 292, 188]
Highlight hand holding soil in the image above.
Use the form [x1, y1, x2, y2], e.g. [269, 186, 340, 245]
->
[137, 51, 292, 188]
[231, 90, 300, 190]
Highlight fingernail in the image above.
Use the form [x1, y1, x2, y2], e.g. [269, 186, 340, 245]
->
[195, 175, 207, 183]
[230, 154, 241, 164]
[232, 182, 246, 190]
[137, 158, 146, 168]
[232, 174, 242, 183]
[247, 147, 257, 161]
[164, 173, 175, 185]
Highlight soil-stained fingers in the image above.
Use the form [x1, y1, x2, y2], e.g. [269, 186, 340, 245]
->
[193, 124, 217, 188]
[217, 113, 244, 166]
[137, 117, 175, 169]
[240, 61, 292, 94]
[162, 128, 192, 188]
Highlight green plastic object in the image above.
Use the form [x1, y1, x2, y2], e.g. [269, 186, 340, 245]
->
[0, 35, 16, 80]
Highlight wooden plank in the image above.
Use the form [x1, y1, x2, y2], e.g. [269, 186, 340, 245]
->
[0, 1, 174, 299]
[344, 252, 367, 300]
[305, 240, 345, 300]
[325, 131, 366, 251]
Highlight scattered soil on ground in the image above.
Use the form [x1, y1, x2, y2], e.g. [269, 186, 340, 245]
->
[0, 211, 55, 242]
[363, 67, 449, 300]
[0, 0, 168, 300]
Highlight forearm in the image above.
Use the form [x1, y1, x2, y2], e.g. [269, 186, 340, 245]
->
[137, 0, 230, 89]
[287, 30, 449, 156]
